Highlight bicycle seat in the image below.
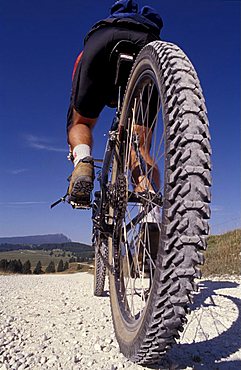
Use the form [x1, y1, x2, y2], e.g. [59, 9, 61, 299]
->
[109, 40, 137, 86]
[107, 40, 138, 107]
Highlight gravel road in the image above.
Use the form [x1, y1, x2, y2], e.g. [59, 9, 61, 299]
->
[0, 273, 240, 370]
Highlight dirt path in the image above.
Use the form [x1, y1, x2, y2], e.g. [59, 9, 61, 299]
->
[0, 273, 240, 370]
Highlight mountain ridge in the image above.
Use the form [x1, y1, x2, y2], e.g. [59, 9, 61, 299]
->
[0, 233, 72, 245]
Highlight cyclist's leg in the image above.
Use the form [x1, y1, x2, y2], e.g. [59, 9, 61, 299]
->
[68, 108, 97, 150]
[127, 80, 161, 193]
[67, 27, 115, 152]
[130, 124, 161, 193]
[66, 29, 112, 204]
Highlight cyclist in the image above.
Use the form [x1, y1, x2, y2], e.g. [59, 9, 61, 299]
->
[67, 0, 163, 206]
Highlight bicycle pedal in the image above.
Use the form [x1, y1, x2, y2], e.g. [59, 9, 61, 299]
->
[70, 200, 92, 210]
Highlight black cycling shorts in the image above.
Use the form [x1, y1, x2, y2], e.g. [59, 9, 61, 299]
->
[67, 26, 158, 127]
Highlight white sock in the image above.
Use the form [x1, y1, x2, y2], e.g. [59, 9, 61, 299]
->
[73, 144, 91, 167]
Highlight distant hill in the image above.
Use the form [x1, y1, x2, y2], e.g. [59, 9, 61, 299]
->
[0, 239, 93, 254]
[0, 234, 71, 245]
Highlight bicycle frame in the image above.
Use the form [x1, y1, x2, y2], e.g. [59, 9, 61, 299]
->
[92, 112, 120, 236]
[92, 106, 163, 245]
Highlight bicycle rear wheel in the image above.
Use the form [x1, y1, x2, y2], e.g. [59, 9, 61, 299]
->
[93, 230, 107, 296]
[108, 41, 211, 364]
[92, 196, 107, 296]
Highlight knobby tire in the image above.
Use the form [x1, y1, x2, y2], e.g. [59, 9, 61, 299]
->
[108, 41, 211, 364]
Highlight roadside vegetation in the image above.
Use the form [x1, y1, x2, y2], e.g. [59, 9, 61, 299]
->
[0, 248, 94, 275]
[0, 249, 72, 269]
[202, 229, 241, 276]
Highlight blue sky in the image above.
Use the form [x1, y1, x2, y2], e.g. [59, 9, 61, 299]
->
[0, 0, 240, 243]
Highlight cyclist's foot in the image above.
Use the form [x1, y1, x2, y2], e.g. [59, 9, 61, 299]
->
[68, 156, 94, 207]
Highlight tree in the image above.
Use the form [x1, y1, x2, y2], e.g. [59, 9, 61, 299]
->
[64, 261, 69, 271]
[0, 259, 8, 272]
[45, 261, 55, 273]
[7, 260, 18, 273]
[16, 259, 23, 273]
[33, 261, 44, 274]
[22, 260, 32, 274]
[57, 259, 64, 272]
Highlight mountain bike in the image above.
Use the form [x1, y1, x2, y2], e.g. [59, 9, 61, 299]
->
[54, 39, 211, 365]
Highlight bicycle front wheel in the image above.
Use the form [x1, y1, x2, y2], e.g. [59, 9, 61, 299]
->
[108, 41, 211, 364]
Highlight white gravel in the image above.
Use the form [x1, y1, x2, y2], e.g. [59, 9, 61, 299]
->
[0, 273, 240, 370]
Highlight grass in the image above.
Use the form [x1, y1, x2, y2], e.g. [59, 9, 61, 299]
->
[0, 249, 94, 274]
[202, 229, 241, 277]
[61, 262, 94, 274]
[0, 249, 72, 271]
